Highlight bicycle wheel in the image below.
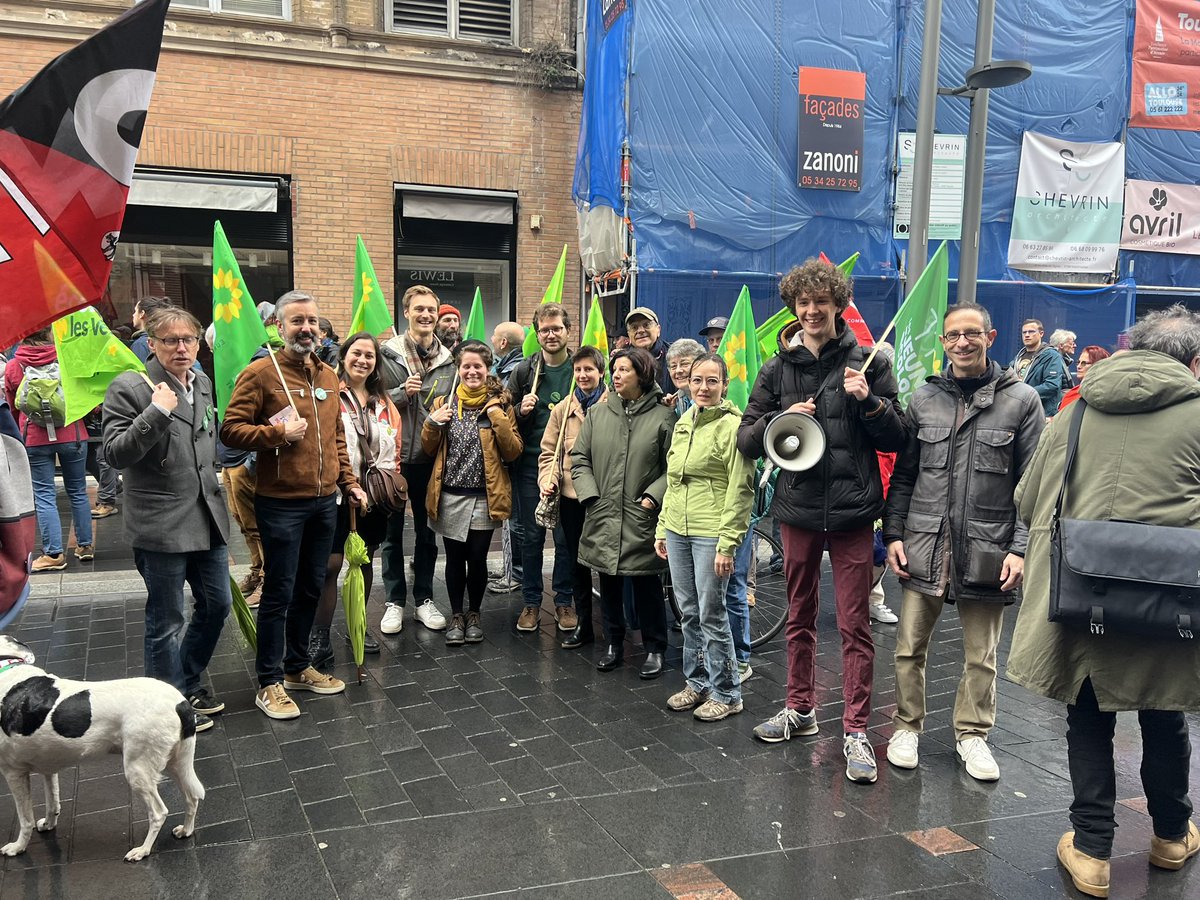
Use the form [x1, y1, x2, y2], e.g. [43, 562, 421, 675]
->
[747, 523, 788, 648]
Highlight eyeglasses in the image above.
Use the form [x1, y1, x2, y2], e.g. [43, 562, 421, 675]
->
[1077, 359, 1092, 369]
[153, 335, 199, 348]
[537, 325, 565, 336]
[940, 330, 987, 343]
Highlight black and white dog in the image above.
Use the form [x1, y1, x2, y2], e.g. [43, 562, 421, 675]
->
[0, 635, 205, 861]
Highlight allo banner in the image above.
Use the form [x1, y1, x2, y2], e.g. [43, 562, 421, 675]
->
[1131, 0, 1200, 128]
[1120, 179, 1200, 255]
[1008, 132, 1125, 274]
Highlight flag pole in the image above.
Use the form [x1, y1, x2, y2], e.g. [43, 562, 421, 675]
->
[858, 317, 901, 373]
[267, 348, 299, 416]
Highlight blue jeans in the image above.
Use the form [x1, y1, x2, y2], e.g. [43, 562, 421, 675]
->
[134, 540, 231, 695]
[255, 493, 338, 686]
[724, 528, 754, 664]
[515, 461, 573, 608]
[26, 442, 92, 555]
[667, 530, 739, 704]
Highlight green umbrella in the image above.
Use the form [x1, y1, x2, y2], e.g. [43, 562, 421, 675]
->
[228, 576, 257, 651]
[342, 508, 369, 683]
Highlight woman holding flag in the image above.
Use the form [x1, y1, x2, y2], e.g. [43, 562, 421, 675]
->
[538, 345, 608, 649]
[422, 340, 522, 646]
[655, 353, 756, 721]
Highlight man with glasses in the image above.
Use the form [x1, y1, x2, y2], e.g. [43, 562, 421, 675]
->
[508, 302, 578, 633]
[883, 302, 1044, 782]
[103, 307, 232, 732]
[1011, 318, 1068, 416]
[626, 307, 673, 392]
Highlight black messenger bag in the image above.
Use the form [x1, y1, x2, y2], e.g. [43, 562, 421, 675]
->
[1048, 399, 1200, 639]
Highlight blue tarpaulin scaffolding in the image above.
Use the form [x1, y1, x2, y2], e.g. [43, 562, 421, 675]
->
[572, 1, 1196, 346]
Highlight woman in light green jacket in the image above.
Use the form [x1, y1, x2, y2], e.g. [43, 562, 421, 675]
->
[654, 354, 756, 721]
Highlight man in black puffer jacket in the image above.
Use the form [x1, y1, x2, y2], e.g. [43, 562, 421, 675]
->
[738, 258, 906, 785]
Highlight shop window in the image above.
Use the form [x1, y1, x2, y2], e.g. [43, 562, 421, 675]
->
[391, 0, 515, 43]
[166, 0, 291, 19]
[394, 257, 510, 337]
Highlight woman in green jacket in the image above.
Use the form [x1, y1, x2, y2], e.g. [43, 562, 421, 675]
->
[654, 354, 755, 721]
[571, 347, 677, 678]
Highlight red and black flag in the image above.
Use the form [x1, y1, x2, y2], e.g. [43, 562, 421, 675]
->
[0, 0, 169, 348]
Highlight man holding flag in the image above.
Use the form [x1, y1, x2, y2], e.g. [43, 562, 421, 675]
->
[737, 257, 906, 785]
[103, 306, 231, 732]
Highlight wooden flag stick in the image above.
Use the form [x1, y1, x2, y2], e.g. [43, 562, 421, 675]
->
[267, 348, 299, 418]
[858, 314, 901, 374]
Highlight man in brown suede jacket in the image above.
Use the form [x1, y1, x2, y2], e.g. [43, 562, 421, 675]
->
[222, 290, 367, 720]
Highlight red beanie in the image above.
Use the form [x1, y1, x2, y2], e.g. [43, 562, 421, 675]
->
[438, 304, 460, 319]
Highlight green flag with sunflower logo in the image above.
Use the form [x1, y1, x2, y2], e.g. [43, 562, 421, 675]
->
[52, 305, 146, 424]
[212, 220, 269, 415]
[349, 235, 393, 337]
[717, 285, 761, 412]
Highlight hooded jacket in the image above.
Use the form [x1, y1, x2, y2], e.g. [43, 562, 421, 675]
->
[421, 393, 522, 521]
[378, 333, 456, 466]
[655, 399, 756, 556]
[883, 362, 1044, 603]
[737, 319, 906, 531]
[3, 344, 88, 447]
[571, 385, 677, 576]
[1006, 351, 1200, 711]
[1010, 344, 1068, 416]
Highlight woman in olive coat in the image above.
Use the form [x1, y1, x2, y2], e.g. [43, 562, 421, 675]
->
[571, 347, 677, 677]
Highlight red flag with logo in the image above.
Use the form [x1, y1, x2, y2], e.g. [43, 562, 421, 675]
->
[818, 251, 874, 348]
[0, 0, 169, 347]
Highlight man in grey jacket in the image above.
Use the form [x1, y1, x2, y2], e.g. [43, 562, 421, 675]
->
[103, 307, 231, 732]
[883, 302, 1044, 782]
[376, 284, 453, 634]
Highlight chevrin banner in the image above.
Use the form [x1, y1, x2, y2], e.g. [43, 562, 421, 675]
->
[1007, 132, 1125, 273]
[1120, 179, 1200, 255]
[1130, 0, 1200, 129]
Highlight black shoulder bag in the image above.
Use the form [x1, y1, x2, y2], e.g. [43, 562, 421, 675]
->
[343, 391, 408, 514]
[1048, 399, 1200, 639]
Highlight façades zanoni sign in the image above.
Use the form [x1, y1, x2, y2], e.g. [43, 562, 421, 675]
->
[797, 67, 865, 192]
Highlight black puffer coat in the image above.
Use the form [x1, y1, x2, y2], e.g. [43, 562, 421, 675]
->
[737, 320, 906, 531]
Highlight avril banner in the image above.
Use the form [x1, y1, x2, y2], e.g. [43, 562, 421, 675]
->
[797, 67, 865, 192]
[1121, 179, 1200, 254]
[1131, 0, 1200, 129]
[1008, 132, 1125, 274]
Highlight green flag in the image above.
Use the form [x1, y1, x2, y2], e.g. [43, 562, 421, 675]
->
[349, 235, 392, 336]
[756, 251, 861, 360]
[716, 286, 761, 412]
[522, 243, 570, 356]
[891, 241, 949, 406]
[52, 307, 145, 424]
[212, 220, 269, 415]
[580, 295, 609, 357]
[463, 287, 487, 343]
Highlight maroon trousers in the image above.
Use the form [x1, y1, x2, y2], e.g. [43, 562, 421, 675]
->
[779, 522, 875, 733]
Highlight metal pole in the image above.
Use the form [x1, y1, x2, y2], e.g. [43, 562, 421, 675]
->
[957, 0, 997, 305]
[907, 0, 944, 292]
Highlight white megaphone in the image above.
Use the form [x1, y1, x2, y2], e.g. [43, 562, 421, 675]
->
[763, 411, 826, 473]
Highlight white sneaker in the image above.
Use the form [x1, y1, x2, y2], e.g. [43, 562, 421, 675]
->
[887, 729, 919, 769]
[957, 736, 1000, 781]
[737, 662, 753, 684]
[415, 600, 446, 631]
[380, 603, 404, 635]
[870, 602, 898, 624]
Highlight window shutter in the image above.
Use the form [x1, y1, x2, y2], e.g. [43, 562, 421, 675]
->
[458, 0, 512, 42]
[220, 0, 286, 16]
[393, 0, 450, 34]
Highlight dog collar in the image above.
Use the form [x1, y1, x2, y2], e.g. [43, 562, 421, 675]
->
[0, 658, 27, 676]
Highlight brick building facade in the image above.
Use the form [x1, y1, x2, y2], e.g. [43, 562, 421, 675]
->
[0, 0, 582, 335]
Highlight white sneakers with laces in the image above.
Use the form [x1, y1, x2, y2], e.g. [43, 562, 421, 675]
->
[957, 736, 1000, 781]
[415, 600, 446, 631]
[887, 730, 919, 769]
[380, 603, 404, 634]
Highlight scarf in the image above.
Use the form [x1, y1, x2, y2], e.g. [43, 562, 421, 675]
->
[455, 382, 490, 417]
[402, 332, 444, 378]
[574, 383, 605, 412]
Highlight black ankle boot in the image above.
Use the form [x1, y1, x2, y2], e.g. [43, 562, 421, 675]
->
[639, 652, 664, 679]
[561, 625, 594, 649]
[309, 627, 334, 670]
[597, 645, 623, 671]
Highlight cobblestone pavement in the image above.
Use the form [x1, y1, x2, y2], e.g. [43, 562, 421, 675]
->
[1, 505, 1197, 899]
